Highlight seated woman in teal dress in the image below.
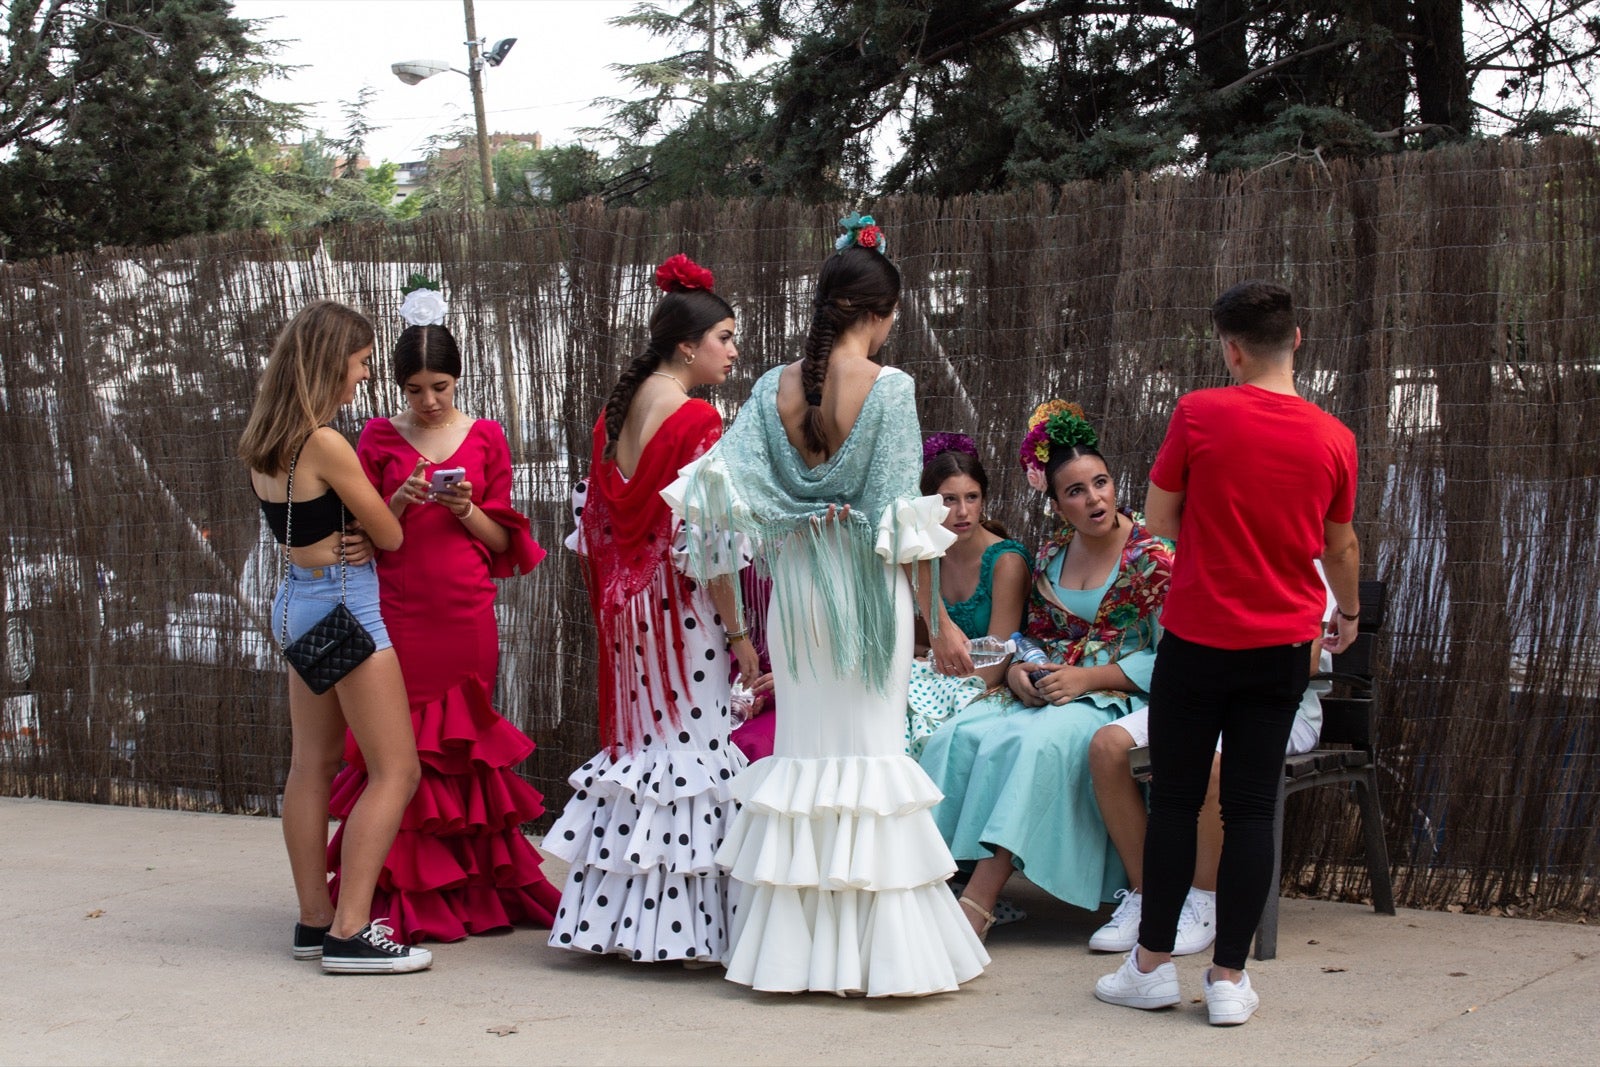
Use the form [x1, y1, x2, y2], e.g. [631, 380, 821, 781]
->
[905, 433, 1031, 757]
[918, 401, 1174, 941]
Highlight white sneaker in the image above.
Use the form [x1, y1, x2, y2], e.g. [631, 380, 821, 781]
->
[1173, 888, 1217, 956]
[1088, 889, 1142, 952]
[1094, 948, 1180, 1010]
[1203, 968, 1259, 1025]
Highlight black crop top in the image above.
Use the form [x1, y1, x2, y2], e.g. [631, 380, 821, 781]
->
[257, 488, 347, 547]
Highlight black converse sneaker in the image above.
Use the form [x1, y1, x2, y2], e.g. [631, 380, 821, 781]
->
[321, 920, 433, 974]
[293, 922, 331, 960]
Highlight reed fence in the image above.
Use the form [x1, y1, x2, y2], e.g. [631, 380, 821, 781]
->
[1, 138, 1595, 917]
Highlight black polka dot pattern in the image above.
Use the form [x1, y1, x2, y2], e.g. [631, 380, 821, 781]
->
[543, 550, 747, 963]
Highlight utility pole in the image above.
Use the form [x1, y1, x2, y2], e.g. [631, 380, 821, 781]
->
[463, 0, 495, 205]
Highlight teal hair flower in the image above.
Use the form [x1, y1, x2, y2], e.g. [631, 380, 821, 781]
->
[835, 212, 887, 254]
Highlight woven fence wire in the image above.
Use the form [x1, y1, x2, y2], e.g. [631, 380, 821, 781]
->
[1, 138, 1595, 917]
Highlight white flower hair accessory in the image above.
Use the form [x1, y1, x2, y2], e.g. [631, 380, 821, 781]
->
[398, 273, 447, 327]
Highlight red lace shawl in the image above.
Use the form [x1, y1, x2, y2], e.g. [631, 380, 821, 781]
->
[578, 401, 723, 750]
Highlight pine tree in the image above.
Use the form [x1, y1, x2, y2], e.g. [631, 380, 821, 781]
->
[601, 0, 1600, 199]
[0, 0, 298, 259]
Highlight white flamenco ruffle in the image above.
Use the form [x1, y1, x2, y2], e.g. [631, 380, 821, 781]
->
[661, 452, 747, 528]
[544, 745, 745, 876]
[875, 494, 956, 564]
[717, 755, 953, 890]
[720, 755, 953, 895]
[547, 862, 735, 963]
[723, 882, 989, 997]
[718, 806, 956, 891]
[671, 518, 752, 580]
[732, 754, 945, 817]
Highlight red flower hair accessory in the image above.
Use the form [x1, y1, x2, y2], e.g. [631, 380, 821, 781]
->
[655, 253, 716, 294]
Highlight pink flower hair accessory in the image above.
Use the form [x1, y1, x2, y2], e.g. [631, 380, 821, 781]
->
[655, 253, 716, 293]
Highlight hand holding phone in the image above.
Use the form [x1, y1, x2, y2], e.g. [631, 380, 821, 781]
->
[429, 466, 467, 495]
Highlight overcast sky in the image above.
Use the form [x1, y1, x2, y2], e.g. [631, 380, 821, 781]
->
[233, 1, 662, 164]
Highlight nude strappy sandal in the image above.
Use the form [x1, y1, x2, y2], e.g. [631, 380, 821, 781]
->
[959, 896, 996, 943]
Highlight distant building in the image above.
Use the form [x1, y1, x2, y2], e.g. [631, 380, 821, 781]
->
[393, 160, 430, 204]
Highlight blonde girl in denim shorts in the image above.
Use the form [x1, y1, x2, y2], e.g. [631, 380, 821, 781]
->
[240, 300, 431, 974]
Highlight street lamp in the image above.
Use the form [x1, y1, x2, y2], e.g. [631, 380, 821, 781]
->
[390, 0, 516, 206]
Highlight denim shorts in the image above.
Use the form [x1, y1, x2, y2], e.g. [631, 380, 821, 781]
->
[271, 561, 391, 651]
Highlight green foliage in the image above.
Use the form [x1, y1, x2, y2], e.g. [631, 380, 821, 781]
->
[225, 87, 398, 233]
[493, 144, 607, 208]
[225, 135, 398, 234]
[0, 0, 301, 259]
[587, 0, 780, 203]
[392, 125, 480, 216]
[1206, 105, 1392, 172]
[597, 0, 1600, 200]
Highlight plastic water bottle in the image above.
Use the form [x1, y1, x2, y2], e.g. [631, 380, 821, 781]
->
[1011, 632, 1052, 684]
[967, 635, 1015, 668]
[928, 635, 1014, 672]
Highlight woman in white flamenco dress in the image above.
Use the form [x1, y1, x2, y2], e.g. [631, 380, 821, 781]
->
[664, 237, 988, 997]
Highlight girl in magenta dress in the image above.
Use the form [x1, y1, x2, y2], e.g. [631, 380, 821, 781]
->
[327, 286, 561, 943]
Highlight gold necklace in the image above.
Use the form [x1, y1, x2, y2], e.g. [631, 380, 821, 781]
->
[650, 370, 688, 394]
[412, 411, 459, 430]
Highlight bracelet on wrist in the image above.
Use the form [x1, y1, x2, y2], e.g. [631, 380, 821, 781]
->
[459, 501, 475, 521]
[1335, 607, 1359, 622]
[725, 626, 750, 642]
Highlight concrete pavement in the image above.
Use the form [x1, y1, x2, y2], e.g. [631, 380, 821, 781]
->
[3, 797, 1596, 1066]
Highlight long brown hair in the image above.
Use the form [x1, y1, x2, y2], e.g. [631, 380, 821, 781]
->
[601, 287, 734, 461]
[800, 245, 900, 458]
[921, 448, 1012, 540]
[238, 300, 375, 474]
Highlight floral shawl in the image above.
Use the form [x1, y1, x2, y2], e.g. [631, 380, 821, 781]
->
[1024, 508, 1174, 704]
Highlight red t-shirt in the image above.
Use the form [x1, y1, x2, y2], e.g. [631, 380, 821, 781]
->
[1149, 384, 1357, 649]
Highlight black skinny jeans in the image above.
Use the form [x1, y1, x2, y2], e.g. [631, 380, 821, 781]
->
[1137, 631, 1311, 970]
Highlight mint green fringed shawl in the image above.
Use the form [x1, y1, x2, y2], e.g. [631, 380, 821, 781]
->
[665, 365, 943, 693]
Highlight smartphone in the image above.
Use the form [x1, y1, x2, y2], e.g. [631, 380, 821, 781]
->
[429, 466, 467, 494]
[1127, 744, 1153, 782]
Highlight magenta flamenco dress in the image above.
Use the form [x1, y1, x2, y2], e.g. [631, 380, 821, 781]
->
[327, 417, 561, 943]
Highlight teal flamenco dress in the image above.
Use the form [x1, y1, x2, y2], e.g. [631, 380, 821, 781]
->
[917, 511, 1172, 910]
[904, 538, 1030, 756]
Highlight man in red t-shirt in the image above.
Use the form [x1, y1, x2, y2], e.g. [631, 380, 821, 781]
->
[1095, 280, 1362, 1026]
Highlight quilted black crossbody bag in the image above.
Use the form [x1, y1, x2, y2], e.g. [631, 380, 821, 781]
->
[278, 444, 375, 694]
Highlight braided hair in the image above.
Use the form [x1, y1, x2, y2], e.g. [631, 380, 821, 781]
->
[602, 287, 734, 460]
[800, 245, 901, 458]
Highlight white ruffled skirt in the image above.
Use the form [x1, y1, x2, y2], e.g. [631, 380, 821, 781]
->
[544, 559, 746, 963]
[716, 528, 989, 996]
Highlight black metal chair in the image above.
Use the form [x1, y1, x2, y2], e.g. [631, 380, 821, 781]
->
[1253, 578, 1396, 960]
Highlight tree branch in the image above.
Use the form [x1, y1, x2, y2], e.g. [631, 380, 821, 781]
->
[1371, 122, 1453, 139]
[1213, 36, 1353, 95]
[916, 0, 1192, 68]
